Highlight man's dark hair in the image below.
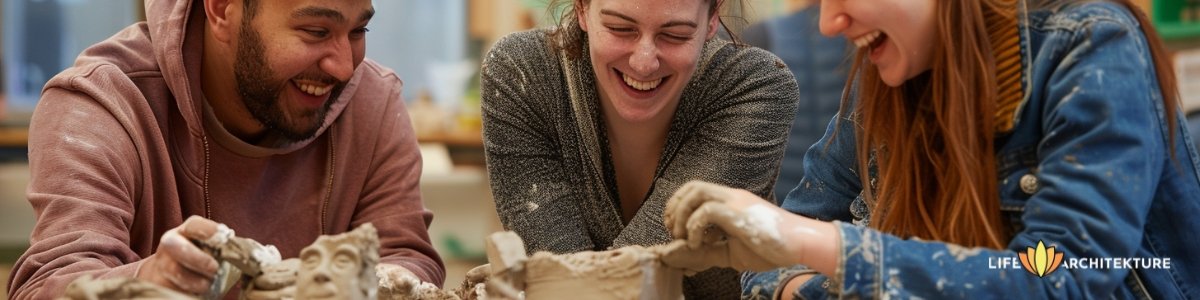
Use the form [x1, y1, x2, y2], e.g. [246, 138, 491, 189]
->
[243, 0, 258, 19]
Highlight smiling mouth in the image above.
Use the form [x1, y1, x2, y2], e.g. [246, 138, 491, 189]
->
[853, 30, 888, 50]
[620, 71, 664, 91]
[293, 79, 333, 96]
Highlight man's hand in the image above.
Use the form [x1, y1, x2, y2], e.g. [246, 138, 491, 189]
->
[661, 181, 804, 273]
[456, 264, 490, 300]
[377, 263, 456, 299]
[376, 263, 421, 297]
[136, 216, 221, 295]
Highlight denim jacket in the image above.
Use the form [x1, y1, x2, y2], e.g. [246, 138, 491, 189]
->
[744, 0, 1200, 298]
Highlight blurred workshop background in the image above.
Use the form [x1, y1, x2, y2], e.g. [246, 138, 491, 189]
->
[1, 0, 1199, 295]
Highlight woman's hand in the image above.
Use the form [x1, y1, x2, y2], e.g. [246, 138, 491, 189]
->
[661, 180, 840, 275]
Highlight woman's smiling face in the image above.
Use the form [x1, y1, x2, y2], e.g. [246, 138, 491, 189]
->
[578, 0, 718, 123]
[819, 0, 937, 87]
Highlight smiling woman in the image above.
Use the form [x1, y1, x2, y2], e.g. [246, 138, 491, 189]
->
[479, 0, 800, 298]
[657, 0, 1200, 298]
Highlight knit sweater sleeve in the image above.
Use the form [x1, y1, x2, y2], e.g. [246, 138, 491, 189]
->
[481, 30, 596, 253]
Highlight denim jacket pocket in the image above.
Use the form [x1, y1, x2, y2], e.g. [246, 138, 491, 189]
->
[997, 145, 1039, 233]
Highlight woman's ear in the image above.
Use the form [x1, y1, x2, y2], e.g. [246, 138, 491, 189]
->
[204, 0, 239, 43]
[576, 0, 590, 32]
[706, 9, 720, 40]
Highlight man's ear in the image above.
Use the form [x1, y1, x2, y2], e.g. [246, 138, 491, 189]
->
[204, 0, 239, 43]
[576, 0, 589, 32]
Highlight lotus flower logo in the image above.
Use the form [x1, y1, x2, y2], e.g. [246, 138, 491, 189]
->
[1018, 241, 1065, 277]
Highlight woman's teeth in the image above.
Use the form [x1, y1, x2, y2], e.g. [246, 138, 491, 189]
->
[623, 73, 662, 91]
[853, 30, 883, 49]
[295, 81, 332, 96]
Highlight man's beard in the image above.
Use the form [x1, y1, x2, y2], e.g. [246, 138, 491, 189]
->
[233, 24, 344, 142]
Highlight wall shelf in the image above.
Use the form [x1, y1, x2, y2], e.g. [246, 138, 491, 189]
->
[0, 127, 27, 148]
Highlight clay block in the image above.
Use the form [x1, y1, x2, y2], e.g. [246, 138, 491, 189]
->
[521, 245, 683, 300]
[485, 231, 527, 275]
[480, 231, 686, 300]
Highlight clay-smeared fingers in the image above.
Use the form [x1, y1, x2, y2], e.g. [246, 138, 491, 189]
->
[663, 182, 695, 238]
[377, 263, 420, 295]
[162, 266, 213, 295]
[159, 230, 220, 277]
[157, 229, 218, 292]
[665, 180, 729, 239]
[177, 215, 220, 241]
[684, 201, 740, 249]
[658, 240, 729, 275]
[463, 263, 491, 287]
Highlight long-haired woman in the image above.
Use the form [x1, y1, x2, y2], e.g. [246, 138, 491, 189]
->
[662, 0, 1200, 298]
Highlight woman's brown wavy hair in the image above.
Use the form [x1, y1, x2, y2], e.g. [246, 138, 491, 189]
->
[842, 0, 1179, 249]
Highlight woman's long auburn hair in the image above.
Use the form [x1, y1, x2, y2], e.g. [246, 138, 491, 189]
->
[841, 0, 1180, 249]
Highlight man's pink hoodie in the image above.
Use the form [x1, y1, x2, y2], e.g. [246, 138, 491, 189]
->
[7, 0, 444, 298]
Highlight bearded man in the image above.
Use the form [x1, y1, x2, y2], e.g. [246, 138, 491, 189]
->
[6, 0, 443, 298]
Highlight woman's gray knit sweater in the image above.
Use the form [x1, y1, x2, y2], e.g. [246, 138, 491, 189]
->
[480, 28, 799, 298]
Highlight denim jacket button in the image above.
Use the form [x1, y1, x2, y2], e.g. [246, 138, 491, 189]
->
[1020, 174, 1039, 194]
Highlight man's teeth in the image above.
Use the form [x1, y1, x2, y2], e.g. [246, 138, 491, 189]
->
[296, 82, 332, 96]
[854, 30, 882, 49]
[622, 74, 663, 91]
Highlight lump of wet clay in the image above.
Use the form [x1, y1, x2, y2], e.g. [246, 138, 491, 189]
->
[481, 231, 684, 300]
[523, 246, 683, 300]
[452, 264, 491, 300]
[377, 262, 461, 300]
[58, 275, 196, 300]
[241, 258, 300, 300]
[193, 223, 281, 298]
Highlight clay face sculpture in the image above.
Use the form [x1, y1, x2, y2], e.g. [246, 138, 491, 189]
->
[295, 223, 380, 300]
[60, 223, 399, 300]
[59, 226, 692, 300]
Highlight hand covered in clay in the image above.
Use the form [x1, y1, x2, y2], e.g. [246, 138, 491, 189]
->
[376, 263, 421, 296]
[456, 264, 491, 300]
[377, 263, 455, 299]
[661, 181, 806, 273]
[136, 216, 221, 295]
